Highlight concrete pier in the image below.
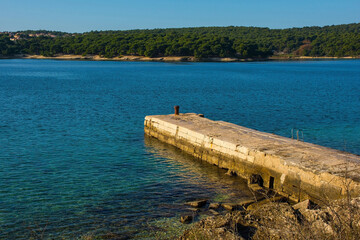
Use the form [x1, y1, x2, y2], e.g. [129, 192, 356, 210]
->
[144, 113, 360, 203]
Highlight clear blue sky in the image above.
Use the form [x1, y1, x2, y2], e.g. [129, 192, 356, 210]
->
[1, 0, 359, 32]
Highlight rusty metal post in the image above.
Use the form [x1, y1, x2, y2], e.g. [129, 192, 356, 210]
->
[174, 105, 180, 115]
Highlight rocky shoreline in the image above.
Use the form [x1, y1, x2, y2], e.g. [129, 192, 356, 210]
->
[178, 185, 360, 240]
[1, 54, 359, 63]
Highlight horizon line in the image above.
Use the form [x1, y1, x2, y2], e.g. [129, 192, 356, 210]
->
[2, 22, 359, 34]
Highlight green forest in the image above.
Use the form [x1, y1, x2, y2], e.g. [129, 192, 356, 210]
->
[1, 23, 360, 59]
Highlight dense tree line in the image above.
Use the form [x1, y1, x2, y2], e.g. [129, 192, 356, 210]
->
[1, 23, 360, 58]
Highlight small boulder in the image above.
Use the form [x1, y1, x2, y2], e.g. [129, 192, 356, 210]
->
[222, 203, 240, 211]
[186, 199, 208, 208]
[209, 209, 220, 215]
[209, 203, 221, 209]
[187, 207, 200, 213]
[247, 196, 287, 211]
[180, 215, 193, 224]
[292, 199, 314, 211]
[222, 199, 255, 211]
[238, 199, 256, 207]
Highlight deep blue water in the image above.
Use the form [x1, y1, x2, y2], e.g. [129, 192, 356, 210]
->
[0, 59, 359, 239]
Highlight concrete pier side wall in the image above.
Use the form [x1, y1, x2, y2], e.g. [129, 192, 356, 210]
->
[144, 113, 360, 203]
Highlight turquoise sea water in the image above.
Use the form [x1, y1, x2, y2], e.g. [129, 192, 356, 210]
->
[1, 59, 360, 239]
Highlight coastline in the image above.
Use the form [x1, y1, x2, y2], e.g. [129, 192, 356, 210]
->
[1, 54, 359, 62]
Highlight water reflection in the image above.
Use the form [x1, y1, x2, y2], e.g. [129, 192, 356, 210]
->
[144, 135, 253, 203]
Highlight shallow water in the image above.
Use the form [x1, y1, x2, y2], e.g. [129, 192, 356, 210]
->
[0, 59, 359, 238]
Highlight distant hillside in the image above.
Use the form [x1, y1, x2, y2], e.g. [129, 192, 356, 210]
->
[1, 23, 360, 59]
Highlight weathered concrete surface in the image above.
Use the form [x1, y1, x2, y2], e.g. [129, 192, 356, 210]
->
[144, 113, 360, 203]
